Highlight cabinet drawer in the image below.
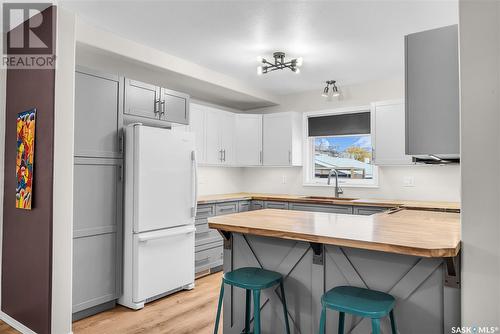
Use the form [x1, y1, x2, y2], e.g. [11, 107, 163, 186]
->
[264, 201, 289, 210]
[195, 222, 222, 246]
[289, 203, 353, 214]
[196, 204, 216, 218]
[195, 243, 223, 273]
[238, 200, 251, 212]
[353, 206, 390, 216]
[250, 200, 264, 211]
[215, 202, 238, 215]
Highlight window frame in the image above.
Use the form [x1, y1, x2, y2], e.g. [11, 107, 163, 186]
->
[302, 106, 379, 188]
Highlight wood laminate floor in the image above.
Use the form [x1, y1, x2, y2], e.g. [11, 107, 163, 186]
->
[0, 320, 19, 333]
[73, 272, 223, 334]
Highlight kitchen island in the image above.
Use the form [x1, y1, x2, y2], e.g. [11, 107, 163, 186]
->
[208, 208, 460, 334]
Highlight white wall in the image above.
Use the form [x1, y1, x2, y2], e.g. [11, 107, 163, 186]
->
[241, 165, 460, 201]
[459, 0, 500, 325]
[235, 78, 461, 202]
[198, 167, 244, 196]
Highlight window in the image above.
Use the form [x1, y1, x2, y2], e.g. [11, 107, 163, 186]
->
[304, 107, 378, 187]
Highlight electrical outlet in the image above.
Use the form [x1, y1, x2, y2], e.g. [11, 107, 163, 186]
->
[403, 176, 415, 187]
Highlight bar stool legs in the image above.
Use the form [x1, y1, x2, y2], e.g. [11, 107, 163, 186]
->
[245, 289, 251, 333]
[279, 280, 291, 334]
[253, 289, 261, 334]
[214, 269, 291, 334]
[371, 318, 381, 334]
[389, 310, 397, 334]
[338, 312, 345, 334]
[213, 281, 224, 334]
[319, 306, 326, 334]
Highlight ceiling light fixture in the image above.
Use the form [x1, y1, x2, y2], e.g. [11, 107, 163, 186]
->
[322, 80, 340, 97]
[257, 52, 302, 75]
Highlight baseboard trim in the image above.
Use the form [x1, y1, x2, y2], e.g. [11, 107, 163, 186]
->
[0, 311, 37, 334]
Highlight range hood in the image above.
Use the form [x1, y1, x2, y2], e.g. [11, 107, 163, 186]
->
[405, 25, 460, 164]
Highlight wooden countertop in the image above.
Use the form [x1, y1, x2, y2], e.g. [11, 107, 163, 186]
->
[198, 192, 460, 211]
[208, 209, 461, 258]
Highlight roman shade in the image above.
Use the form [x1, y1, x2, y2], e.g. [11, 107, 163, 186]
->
[308, 112, 370, 137]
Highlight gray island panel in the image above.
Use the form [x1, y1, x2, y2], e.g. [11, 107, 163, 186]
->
[222, 233, 460, 334]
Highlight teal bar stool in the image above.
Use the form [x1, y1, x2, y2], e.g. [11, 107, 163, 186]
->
[319, 286, 397, 334]
[214, 267, 291, 334]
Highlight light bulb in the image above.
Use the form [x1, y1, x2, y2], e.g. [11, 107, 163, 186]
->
[296, 57, 303, 67]
[256, 56, 265, 63]
[294, 67, 301, 74]
[331, 89, 340, 97]
[322, 86, 329, 97]
[257, 66, 263, 75]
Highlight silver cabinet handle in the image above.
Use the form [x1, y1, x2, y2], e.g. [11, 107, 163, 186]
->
[288, 150, 291, 164]
[259, 151, 262, 164]
[154, 99, 161, 115]
[160, 100, 166, 117]
[219, 149, 223, 162]
[223, 149, 226, 162]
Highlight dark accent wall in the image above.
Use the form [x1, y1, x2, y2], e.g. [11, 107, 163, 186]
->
[2, 7, 55, 334]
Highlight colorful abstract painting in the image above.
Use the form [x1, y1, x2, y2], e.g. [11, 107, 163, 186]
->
[16, 108, 36, 210]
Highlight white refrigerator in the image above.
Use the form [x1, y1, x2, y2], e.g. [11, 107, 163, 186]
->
[119, 123, 197, 310]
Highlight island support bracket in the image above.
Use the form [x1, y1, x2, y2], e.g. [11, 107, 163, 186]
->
[444, 252, 460, 288]
[218, 230, 232, 250]
[310, 242, 324, 265]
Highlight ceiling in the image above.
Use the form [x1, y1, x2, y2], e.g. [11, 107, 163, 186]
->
[61, 0, 458, 96]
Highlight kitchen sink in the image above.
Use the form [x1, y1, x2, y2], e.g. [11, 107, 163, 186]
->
[302, 196, 357, 201]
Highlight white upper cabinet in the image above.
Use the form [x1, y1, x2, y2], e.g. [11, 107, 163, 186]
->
[219, 111, 235, 165]
[371, 100, 413, 165]
[202, 105, 235, 165]
[188, 105, 207, 164]
[235, 114, 263, 166]
[263, 112, 302, 166]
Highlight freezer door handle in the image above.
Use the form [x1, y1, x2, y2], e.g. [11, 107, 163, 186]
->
[192, 150, 198, 218]
[137, 226, 196, 243]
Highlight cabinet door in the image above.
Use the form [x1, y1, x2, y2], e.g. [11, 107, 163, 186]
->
[124, 78, 160, 120]
[161, 88, 189, 125]
[219, 111, 235, 165]
[189, 105, 207, 164]
[235, 114, 263, 166]
[372, 101, 413, 165]
[75, 69, 122, 158]
[263, 113, 292, 166]
[73, 233, 117, 313]
[205, 107, 222, 164]
[405, 25, 459, 156]
[73, 158, 123, 313]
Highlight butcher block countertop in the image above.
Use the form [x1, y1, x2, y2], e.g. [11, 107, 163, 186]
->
[208, 208, 461, 258]
[198, 192, 460, 211]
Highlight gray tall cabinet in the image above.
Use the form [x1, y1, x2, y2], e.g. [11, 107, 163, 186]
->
[73, 67, 124, 320]
[73, 68, 192, 320]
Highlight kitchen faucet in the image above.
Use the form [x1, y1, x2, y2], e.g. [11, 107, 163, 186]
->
[327, 168, 344, 198]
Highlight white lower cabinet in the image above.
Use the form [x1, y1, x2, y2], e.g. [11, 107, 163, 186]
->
[371, 100, 413, 165]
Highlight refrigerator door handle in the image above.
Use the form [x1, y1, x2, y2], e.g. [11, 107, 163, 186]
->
[137, 226, 196, 243]
[191, 150, 198, 218]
